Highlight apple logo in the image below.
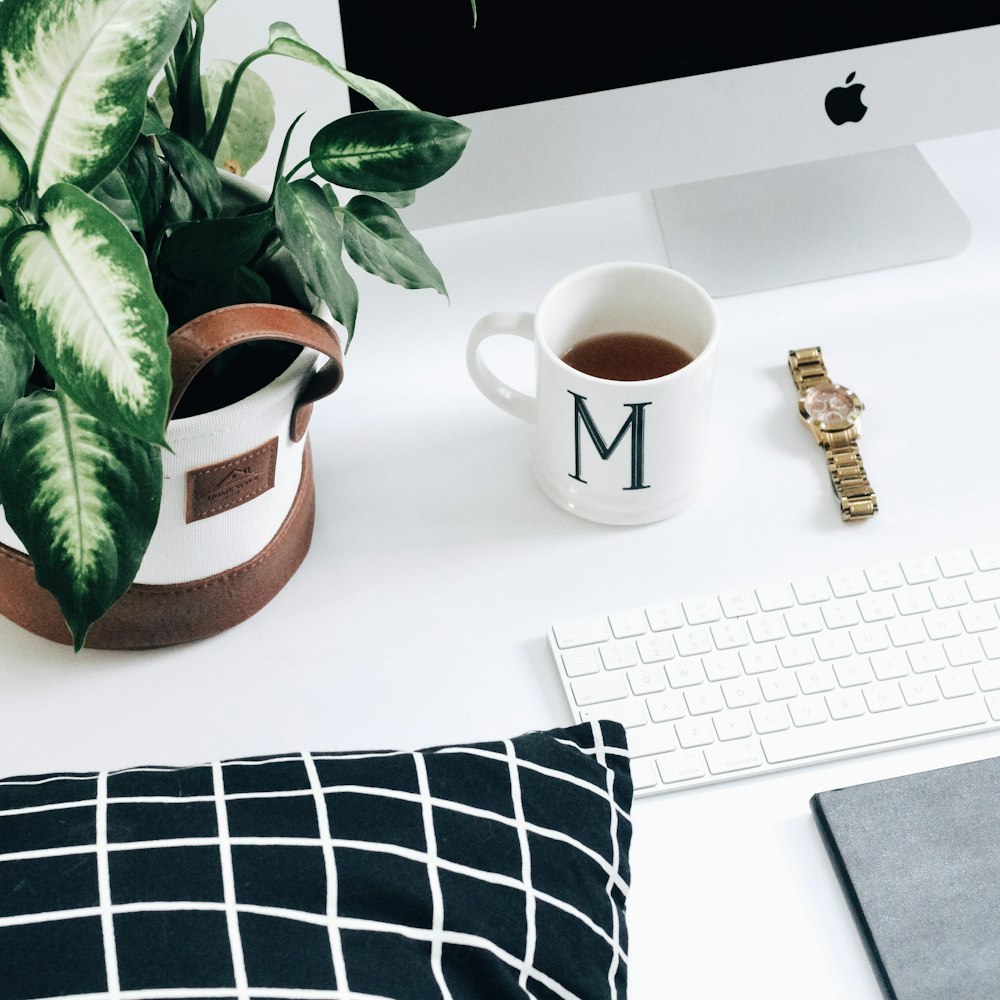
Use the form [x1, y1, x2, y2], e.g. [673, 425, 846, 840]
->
[825, 72, 867, 125]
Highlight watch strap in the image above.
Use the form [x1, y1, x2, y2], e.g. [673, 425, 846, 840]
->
[787, 346, 830, 392]
[788, 346, 878, 522]
[826, 443, 878, 522]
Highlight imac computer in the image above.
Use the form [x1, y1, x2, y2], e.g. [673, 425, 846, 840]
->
[337, 7, 1000, 296]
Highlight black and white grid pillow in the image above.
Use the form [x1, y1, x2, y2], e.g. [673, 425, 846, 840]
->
[0, 720, 632, 1000]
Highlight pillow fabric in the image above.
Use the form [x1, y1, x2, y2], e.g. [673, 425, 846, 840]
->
[0, 720, 632, 1000]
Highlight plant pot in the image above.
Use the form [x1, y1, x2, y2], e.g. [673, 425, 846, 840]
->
[0, 302, 344, 649]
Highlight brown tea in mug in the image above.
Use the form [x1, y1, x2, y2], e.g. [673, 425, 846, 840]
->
[560, 331, 694, 381]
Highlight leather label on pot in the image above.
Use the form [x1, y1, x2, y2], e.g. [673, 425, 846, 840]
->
[186, 438, 279, 523]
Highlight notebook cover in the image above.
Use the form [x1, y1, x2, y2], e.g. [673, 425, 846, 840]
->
[810, 756, 1000, 1000]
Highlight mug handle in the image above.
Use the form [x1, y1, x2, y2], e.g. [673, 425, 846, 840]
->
[466, 311, 537, 423]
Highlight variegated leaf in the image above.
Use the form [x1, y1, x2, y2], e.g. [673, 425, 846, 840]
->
[0, 300, 33, 423]
[0, 0, 189, 193]
[0, 129, 27, 202]
[1, 183, 171, 445]
[275, 178, 358, 342]
[266, 22, 416, 112]
[0, 388, 161, 650]
[343, 195, 446, 296]
[310, 110, 471, 193]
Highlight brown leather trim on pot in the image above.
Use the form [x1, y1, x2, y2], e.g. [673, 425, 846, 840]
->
[0, 445, 316, 650]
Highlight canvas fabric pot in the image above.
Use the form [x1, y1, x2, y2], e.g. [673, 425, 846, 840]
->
[0, 302, 344, 649]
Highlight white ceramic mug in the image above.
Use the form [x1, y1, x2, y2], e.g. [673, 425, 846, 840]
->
[467, 262, 720, 524]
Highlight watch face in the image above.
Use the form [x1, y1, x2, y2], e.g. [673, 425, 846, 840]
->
[802, 384, 861, 427]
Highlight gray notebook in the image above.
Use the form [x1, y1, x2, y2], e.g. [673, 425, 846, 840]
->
[811, 756, 1000, 1000]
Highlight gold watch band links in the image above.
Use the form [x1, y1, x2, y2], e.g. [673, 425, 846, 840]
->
[788, 347, 878, 523]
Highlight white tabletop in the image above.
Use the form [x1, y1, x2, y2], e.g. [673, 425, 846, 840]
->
[3, 127, 1000, 999]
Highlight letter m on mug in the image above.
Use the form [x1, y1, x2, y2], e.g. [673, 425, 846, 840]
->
[569, 392, 651, 490]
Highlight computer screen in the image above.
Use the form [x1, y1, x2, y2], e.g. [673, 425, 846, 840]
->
[338, 6, 1000, 295]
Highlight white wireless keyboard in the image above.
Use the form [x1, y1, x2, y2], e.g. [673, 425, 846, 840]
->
[549, 543, 1000, 796]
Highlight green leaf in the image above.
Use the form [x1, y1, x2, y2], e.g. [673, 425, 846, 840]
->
[158, 207, 275, 280]
[310, 110, 471, 193]
[0, 300, 34, 423]
[201, 60, 275, 175]
[275, 177, 357, 342]
[142, 102, 169, 137]
[0, 0, 189, 193]
[159, 264, 271, 331]
[0, 183, 171, 446]
[343, 195, 446, 296]
[91, 168, 142, 232]
[0, 130, 27, 203]
[265, 22, 416, 112]
[158, 129, 223, 220]
[121, 137, 166, 234]
[0, 388, 161, 650]
[0, 204, 21, 244]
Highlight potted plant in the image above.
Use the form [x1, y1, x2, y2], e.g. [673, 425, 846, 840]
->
[0, 0, 472, 650]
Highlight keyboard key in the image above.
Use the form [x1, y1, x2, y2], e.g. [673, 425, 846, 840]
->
[850, 623, 890, 654]
[721, 678, 762, 708]
[675, 719, 716, 749]
[646, 602, 685, 631]
[657, 751, 707, 785]
[797, 664, 836, 695]
[870, 650, 910, 680]
[713, 711, 753, 741]
[973, 545, 1000, 571]
[705, 740, 764, 775]
[776, 638, 815, 668]
[821, 602, 861, 629]
[684, 685, 724, 716]
[748, 614, 787, 643]
[751, 704, 791, 734]
[924, 610, 963, 641]
[666, 661, 706, 688]
[826, 689, 866, 720]
[828, 569, 868, 598]
[900, 557, 940, 585]
[865, 563, 905, 591]
[785, 607, 823, 636]
[600, 641, 638, 670]
[758, 672, 799, 701]
[937, 549, 976, 578]
[720, 591, 757, 618]
[609, 610, 648, 638]
[858, 593, 897, 622]
[561, 648, 600, 678]
[629, 757, 659, 790]
[792, 577, 831, 604]
[762, 698, 988, 763]
[646, 692, 686, 723]
[571, 673, 628, 707]
[580, 701, 648, 729]
[627, 664, 667, 696]
[931, 579, 969, 609]
[894, 586, 933, 616]
[627, 723, 678, 758]
[703, 652, 741, 682]
[944, 637, 983, 667]
[900, 676, 940, 706]
[637, 634, 676, 663]
[789, 697, 828, 727]
[674, 628, 713, 657]
[756, 583, 795, 612]
[967, 572, 1000, 602]
[739, 647, 778, 675]
[683, 596, 721, 625]
[863, 684, 903, 713]
[711, 621, 750, 650]
[553, 617, 609, 648]
[938, 667, 977, 699]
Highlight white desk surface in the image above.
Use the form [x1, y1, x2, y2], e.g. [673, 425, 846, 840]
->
[3, 128, 1000, 999]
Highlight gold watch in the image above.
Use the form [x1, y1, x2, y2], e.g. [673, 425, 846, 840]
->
[788, 347, 877, 522]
